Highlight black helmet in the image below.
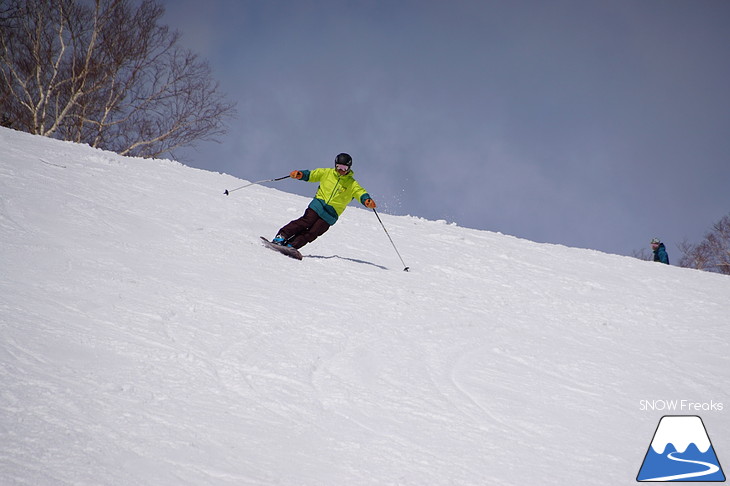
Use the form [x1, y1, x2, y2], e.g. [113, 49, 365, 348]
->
[334, 153, 352, 167]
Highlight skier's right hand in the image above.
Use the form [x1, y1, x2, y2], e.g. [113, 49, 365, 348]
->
[290, 170, 303, 179]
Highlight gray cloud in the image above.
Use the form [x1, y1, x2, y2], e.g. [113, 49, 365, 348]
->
[161, 0, 730, 257]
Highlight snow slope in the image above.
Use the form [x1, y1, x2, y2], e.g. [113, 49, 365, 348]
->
[1, 127, 728, 485]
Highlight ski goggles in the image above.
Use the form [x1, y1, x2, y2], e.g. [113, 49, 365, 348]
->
[335, 163, 350, 171]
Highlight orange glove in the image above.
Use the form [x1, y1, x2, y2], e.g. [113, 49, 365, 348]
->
[290, 170, 303, 179]
[364, 198, 376, 209]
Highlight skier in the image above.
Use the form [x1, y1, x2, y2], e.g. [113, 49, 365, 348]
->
[651, 238, 669, 265]
[271, 153, 376, 250]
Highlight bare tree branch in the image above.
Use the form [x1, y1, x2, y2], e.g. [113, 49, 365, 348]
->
[679, 213, 730, 275]
[1, 0, 236, 159]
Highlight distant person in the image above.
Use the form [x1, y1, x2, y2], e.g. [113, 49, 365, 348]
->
[271, 153, 376, 250]
[651, 238, 669, 264]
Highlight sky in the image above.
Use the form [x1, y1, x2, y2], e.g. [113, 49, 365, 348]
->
[159, 0, 730, 258]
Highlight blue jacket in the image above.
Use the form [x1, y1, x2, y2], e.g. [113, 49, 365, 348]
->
[653, 243, 669, 264]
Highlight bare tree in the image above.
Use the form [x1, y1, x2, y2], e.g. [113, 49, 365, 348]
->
[679, 213, 730, 275]
[0, 0, 235, 158]
[631, 247, 652, 261]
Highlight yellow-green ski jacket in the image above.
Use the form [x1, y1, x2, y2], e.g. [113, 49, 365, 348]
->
[298, 168, 371, 225]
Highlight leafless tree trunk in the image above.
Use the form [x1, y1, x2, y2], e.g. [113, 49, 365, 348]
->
[0, 0, 235, 158]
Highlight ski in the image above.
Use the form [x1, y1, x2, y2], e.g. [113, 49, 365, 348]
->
[260, 236, 303, 260]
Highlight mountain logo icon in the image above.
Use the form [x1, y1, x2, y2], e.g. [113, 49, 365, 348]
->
[637, 415, 726, 482]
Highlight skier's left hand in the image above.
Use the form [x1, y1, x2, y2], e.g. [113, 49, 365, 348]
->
[364, 198, 376, 209]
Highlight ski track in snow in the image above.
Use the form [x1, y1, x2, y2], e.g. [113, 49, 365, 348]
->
[1, 128, 729, 485]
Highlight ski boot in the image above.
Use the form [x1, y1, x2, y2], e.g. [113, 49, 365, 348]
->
[272, 234, 293, 247]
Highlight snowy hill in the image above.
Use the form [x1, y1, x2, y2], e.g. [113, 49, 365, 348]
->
[1, 127, 728, 485]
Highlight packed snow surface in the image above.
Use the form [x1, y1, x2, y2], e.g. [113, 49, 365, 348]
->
[1, 127, 728, 485]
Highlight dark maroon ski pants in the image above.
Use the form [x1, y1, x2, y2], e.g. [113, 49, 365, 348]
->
[278, 208, 331, 249]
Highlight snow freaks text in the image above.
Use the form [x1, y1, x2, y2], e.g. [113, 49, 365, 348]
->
[639, 400, 724, 412]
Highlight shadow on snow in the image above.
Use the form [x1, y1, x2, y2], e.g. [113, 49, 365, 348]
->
[304, 254, 388, 270]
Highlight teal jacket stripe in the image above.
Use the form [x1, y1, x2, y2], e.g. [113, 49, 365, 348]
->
[308, 198, 339, 225]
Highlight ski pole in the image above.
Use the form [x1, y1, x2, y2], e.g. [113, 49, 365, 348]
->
[373, 209, 409, 272]
[224, 175, 290, 195]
